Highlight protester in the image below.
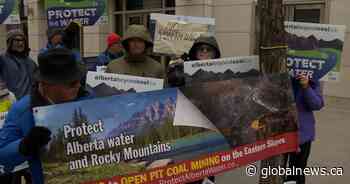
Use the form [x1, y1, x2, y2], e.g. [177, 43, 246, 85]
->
[96, 32, 123, 71]
[284, 75, 324, 184]
[39, 28, 65, 54]
[167, 35, 221, 184]
[0, 48, 90, 184]
[167, 34, 221, 87]
[40, 27, 82, 63]
[106, 25, 164, 79]
[0, 30, 37, 99]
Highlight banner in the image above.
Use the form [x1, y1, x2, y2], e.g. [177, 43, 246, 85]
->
[86, 72, 164, 97]
[34, 73, 298, 184]
[151, 13, 215, 56]
[285, 21, 347, 81]
[0, 0, 20, 24]
[184, 56, 260, 84]
[45, 0, 108, 28]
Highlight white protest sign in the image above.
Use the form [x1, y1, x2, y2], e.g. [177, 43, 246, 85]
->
[151, 13, 215, 56]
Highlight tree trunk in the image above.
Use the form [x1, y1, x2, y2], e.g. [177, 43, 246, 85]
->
[258, 0, 287, 184]
[258, 0, 287, 74]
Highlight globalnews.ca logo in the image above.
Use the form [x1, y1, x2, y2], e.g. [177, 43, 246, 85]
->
[246, 165, 344, 178]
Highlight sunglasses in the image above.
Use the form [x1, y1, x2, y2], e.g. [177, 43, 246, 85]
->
[13, 38, 25, 42]
[197, 45, 214, 53]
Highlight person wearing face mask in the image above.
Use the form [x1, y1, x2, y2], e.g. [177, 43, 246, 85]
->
[0, 30, 37, 100]
[167, 35, 221, 87]
[167, 35, 221, 184]
[0, 48, 91, 184]
[39, 28, 65, 54]
[40, 27, 82, 63]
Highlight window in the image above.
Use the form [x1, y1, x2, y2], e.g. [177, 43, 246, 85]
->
[254, 1, 326, 54]
[285, 4, 325, 23]
[113, 0, 176, 36]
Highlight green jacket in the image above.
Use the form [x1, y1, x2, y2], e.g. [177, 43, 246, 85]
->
[106, 55, 164, 79]
[107, 24, 164, 79]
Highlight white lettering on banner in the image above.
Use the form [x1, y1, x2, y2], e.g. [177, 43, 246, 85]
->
[58, 18, 89, 26]
[243, 144, 266, 155]
[90, 151, 121, 166]
[63, 120, 104, 139]
[47, 8, 97, 20]
[267, 138, 285, 148]
[123, 142, 172, 160]
[69, 156, 89, 170]
[66, 140, 105, 155]
[288, 68, 314, 79]
[287, 57, 326, 70]
[106, 133, 135, 148]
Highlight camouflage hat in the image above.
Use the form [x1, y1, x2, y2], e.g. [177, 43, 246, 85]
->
[121, 24, 153, 49]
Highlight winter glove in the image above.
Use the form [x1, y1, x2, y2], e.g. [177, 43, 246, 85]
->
[19, 126, 51, 157]
[167, 59, 185, 87]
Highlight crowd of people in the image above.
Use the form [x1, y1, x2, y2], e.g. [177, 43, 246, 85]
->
[0, 24, 323, 184]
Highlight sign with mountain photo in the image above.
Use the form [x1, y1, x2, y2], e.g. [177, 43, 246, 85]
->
[34, 71, 298, 184]
[184, 56, 260, 84]
[151, 13, 215, 56]
[86, 72, 164, 97]
[285, 21, 347, 81]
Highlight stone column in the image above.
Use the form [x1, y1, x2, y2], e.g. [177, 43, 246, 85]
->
[175, 0, 256, 57]
[27, 0, 47, 62]
[324, 0, 350, 98]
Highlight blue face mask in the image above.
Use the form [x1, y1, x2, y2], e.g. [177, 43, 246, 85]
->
[54, 43, 64, 49]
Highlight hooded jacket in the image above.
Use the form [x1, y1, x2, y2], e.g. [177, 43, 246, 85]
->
[167, 35, 221, 87]
[0, 30, 36, 99]
[107, 25, 164, 79]
[188, 35, 221, 61]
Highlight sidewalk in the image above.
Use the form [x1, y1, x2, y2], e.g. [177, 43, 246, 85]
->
[216, 96, 350, 184]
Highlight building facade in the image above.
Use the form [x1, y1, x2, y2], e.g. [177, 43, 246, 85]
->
[0, 0, 349, 98]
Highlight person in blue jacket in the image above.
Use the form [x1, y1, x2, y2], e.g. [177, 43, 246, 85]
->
[0, 48, 89, 184]
[39, 28, 65, 54]
[40, 28, 82, 63]
[284, 74, 324, 184]
[96, 32, 123, 69]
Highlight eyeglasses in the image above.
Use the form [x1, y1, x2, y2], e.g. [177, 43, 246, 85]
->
[13, 38, 25, 42]
[197, 45, 214, 53]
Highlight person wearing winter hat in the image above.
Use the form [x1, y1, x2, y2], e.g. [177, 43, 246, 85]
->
[106, 25, 164, 79]
[0, 48, 91, 184]
[0, 29, 37, 99]
[39, 28, 65, 54]
[39, 27, 82, 64]
[167, 34, 221, 87]
[96, 32, 124, 71]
